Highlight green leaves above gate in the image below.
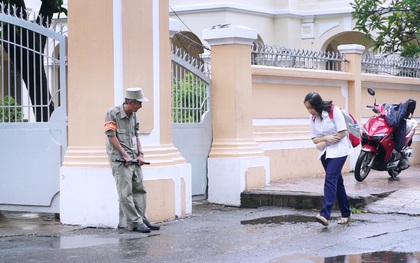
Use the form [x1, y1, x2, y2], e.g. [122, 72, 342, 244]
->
[0, 95, 24, 122]
[172, 73, 208, 123]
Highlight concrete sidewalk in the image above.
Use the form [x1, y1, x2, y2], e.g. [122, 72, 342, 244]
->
[242, 165, 420, 215]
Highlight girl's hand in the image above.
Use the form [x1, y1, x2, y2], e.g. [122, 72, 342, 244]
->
[325, 134, 341, 145]
[316, 142, 327, 150]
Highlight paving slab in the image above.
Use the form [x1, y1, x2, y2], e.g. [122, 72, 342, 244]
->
[366, 188, 420, 215]
[241, 165, 420, 214]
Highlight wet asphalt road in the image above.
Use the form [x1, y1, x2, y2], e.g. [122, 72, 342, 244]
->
[1, 201, 420, 262]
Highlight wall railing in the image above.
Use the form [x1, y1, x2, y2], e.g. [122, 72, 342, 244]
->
[251, 41, 420, 78]
[251, 41, 346, 72]
[362, 52, 420, 78]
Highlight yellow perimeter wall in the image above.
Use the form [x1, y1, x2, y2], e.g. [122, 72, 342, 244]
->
[251, 66, 420, 181]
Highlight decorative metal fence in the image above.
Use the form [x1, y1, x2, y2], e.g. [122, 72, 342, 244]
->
[251, 41, 346, 71]
[0, 5, 67, 213]
[362, 52, 420, 78]
[171, 43, 211, 123]
[171, 42, 212, 198]
[0, 4, 66, 123]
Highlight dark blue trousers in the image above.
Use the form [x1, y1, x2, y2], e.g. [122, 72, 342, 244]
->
[320, 153, 351, 219]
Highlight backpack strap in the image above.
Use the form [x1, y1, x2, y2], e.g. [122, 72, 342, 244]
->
[329, 104, 335, 119]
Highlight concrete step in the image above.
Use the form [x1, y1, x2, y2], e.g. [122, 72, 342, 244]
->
[240, 189, 378, 210]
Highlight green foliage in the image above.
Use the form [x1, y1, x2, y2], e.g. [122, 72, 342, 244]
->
[55, 0, 68, 17]
[0, 95, 23, 122]
[351, 207, 363, 215]
[351, 0, 420, 57]
[172, 73, 208, 123]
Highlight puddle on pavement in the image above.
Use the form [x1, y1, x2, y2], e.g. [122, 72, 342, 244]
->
[241, 214, 316, 225]
[0, 212, 58, 221]
[0, 212, 59, 225]
[1, 235, 124, 249]
[3, 236, 419, 262]
[272, 251, 420, 262]
[0, 212, 65, 232]
[59, 235, 120, 249]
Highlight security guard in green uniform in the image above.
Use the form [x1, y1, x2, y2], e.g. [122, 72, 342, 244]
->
[104, 87, 160, 233]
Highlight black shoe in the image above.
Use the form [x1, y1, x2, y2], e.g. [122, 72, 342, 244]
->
[144, 221, 160, 230]
[133, 223, 151, 233]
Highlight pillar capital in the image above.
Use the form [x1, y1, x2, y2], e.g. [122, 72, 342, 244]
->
[338, 44, 366, 54]
[203, 24, 257, 46]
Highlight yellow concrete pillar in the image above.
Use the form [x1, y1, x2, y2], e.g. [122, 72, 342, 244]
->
[337, 44, 365, 170]
[204, 25, 264, 158]
[203, 25, 270, 206]
[337, 44, 366, 122]
[63, 0, 113, 167]
[61, 0, 191, 227]
[63, 0, 184, 168]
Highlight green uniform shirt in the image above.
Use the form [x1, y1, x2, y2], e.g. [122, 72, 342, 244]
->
[104, 104, 140, 161]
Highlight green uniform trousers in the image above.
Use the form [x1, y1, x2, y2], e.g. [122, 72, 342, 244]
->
[112, 162, 148, 229]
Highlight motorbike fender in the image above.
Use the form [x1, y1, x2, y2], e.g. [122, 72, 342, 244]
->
[361, 145, 377, 154]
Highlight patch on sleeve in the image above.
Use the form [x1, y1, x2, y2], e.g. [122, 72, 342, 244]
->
[104, 121, 117, 133]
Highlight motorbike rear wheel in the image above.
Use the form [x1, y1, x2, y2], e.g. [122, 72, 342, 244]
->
[354, 151, 374, 182]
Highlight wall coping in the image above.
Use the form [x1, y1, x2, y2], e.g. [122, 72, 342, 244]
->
[203, 24, 257, 46]
[169, 18, 180, 38]
[338, 44, 366, 54]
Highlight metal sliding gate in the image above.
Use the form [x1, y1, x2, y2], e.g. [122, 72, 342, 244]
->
[0, 7, 67, 213]
[171, 44, 211, 199]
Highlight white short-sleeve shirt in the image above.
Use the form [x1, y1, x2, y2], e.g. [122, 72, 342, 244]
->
[310, 106, 352, 160]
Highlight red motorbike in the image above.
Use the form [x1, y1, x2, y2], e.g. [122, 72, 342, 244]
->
[354, 88, 417, 182]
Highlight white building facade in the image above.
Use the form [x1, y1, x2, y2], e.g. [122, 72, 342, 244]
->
[169, 0, 372, 53]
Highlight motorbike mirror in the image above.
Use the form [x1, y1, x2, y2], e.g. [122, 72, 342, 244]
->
[368, 88, 375, 96]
